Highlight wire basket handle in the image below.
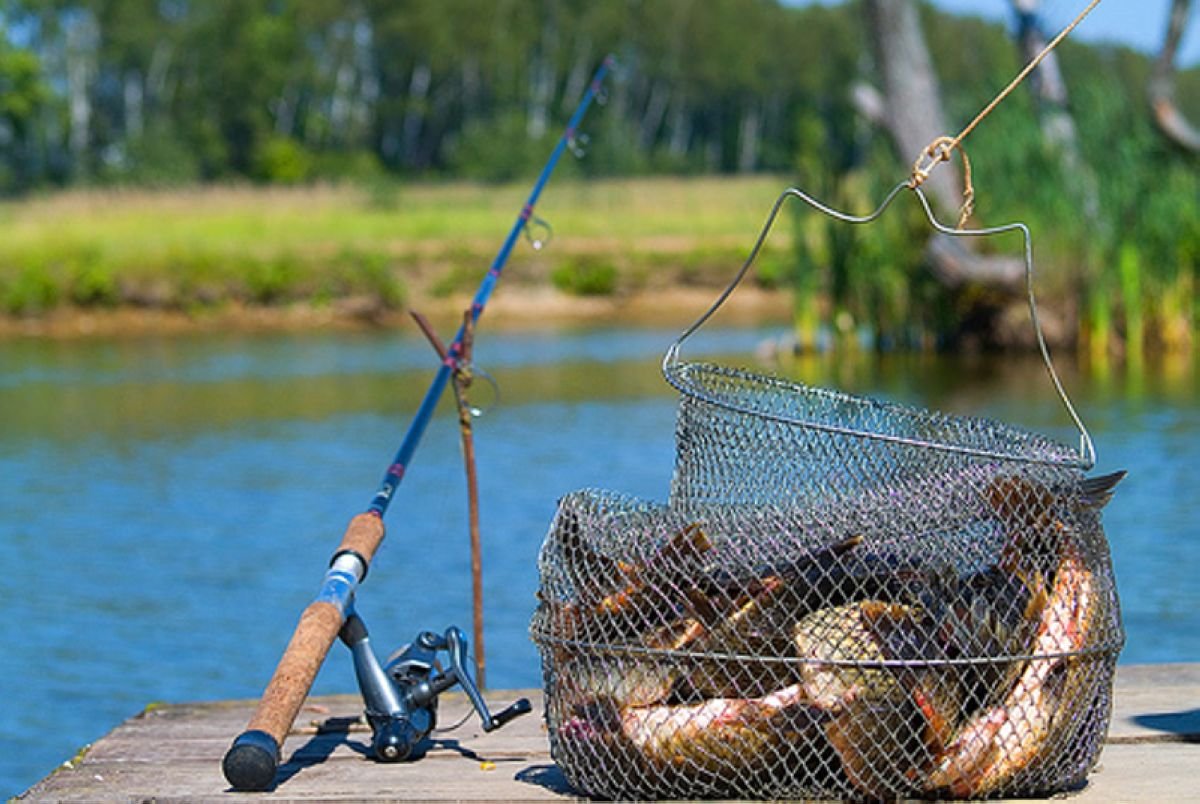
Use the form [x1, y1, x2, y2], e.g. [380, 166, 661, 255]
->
[662, 182, 1096, 468]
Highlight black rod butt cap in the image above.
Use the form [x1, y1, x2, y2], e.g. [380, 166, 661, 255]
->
[223, 730, 279, 791]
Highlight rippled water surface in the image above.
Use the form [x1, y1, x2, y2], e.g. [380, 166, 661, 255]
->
[1, 326, 1195, 795]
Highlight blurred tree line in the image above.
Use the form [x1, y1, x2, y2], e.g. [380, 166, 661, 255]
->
[0, 0, 1195, 352]
[0, 0, 1193, 189]
[0, 0, 881, 187]
[0, 0, 987, 186]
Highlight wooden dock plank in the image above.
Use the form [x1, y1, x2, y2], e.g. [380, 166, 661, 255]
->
[1106, 663, 1200, 744]
[22, 689, 568, 802]
[19, 667, 1200, 801]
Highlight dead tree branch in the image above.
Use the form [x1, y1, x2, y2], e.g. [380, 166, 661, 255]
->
[864, 0, 1025, 292]
[1150, 0, 1200, 151]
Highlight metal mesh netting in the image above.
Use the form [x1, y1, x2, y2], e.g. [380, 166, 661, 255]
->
[530, 361, 1123, 800]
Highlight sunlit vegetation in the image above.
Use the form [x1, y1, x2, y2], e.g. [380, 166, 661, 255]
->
[0, 1, 1193, 354]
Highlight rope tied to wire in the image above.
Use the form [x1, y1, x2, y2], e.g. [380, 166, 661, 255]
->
[907, 0, 1101, 228]
[909, 135, 975, 229]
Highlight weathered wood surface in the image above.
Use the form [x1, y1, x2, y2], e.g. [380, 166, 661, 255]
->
[21, 665, 1200, 802]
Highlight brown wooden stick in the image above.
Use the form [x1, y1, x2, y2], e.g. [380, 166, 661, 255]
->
[455, 310, 487, 689]
[409, 310, 450, 362]
[409, 309, 487, 688]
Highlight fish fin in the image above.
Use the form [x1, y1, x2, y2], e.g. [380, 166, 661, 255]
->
[1023, 573, 1051, 622]
[1080, 470, 1127, 509]
[678, 522, 714, 555]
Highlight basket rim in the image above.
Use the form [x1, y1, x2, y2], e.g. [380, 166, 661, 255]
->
[665, 359, 1091, 470]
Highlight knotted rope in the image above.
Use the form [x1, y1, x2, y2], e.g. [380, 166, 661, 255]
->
[909, 0, 1102, 228]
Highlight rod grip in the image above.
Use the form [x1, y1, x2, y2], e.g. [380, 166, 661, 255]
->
[336, 511, 386, 564]
[224, 601, 341, 790]
[223, 514, 385, 791]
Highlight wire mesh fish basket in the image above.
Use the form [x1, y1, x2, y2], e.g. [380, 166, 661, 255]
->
[530, 184, 1125, 800]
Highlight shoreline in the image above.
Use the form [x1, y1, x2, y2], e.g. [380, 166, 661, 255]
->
[0, 285, 793, 340]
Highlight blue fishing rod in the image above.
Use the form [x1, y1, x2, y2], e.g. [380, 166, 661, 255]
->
[223, 56, 614, 792]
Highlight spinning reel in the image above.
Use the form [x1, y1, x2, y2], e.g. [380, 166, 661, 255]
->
[338, 610, 531, 762]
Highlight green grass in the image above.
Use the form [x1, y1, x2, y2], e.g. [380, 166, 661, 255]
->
[0, 176, 794, 315]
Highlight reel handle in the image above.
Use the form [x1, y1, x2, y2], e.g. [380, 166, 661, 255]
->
[440, 626, 531, 732]
[488, 697, 533, 730]
[399, 627, 531, 734]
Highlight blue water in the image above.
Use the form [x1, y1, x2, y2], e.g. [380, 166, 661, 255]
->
[0, 327, 1196, 796]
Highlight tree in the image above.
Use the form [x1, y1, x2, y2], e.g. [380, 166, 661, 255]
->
[1010, 0, 1100, 221]
[862, 0, 1023, 290]
[0, 37, 48, 190]
[1149, 0, 1200, 151]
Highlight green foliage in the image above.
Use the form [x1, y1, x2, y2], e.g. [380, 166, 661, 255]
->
[447, 112, 553, 183]
[754, 252, 789, 290]
[1118, 242, 1145, 362]
[1, 264, 60, 314]
[69, 258, 119, 307]
[0, 45, 45, 130]
[0, 39, 49, 192]
[311, 150, 388, 184]
[243, 253, 302, 303]
[0, 0, 1194, 349]
[429, 263, 478, 298]
[335, 251, 406, 309]
[551, 257, 618, 296]
[0, 0, 885, 184]
[253, 138, 314, 184]
[118, 129, 205, 186]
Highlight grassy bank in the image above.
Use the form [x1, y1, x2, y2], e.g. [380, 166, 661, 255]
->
[3, 176, 1192, 355]
[0, 176, 796, 325]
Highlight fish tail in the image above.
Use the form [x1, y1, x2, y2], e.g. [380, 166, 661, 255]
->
[1079, 470, 1127, 510]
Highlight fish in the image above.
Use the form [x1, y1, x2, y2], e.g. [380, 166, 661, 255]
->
[556, 522, 713, 641]
[984, 470, 1125, 579]
[815, 601, 945, 799]
[908, 561, 1051, 707]
[793, 600, 901, 708]
[617, 682, 834, 780]
[555, 508, 625, 596]
[859, 600, 963, 755]
[555, 534, 877, 784]
[923, 541, 1097, 797]
[826, 690, 934, 800]
[559, 657, 680, 709]
[588, 523, 713, 615]
[790, 598, 976, 799]
[557, 682, 842, 797]
[641, 534, 865, 699]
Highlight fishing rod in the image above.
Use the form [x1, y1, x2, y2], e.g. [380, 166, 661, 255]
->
[222, 55, 614, 792]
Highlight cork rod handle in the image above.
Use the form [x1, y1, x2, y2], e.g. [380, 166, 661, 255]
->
[222, 513, 384, 791]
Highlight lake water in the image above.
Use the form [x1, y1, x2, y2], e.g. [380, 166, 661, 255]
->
[0, 325, 1196, 796]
